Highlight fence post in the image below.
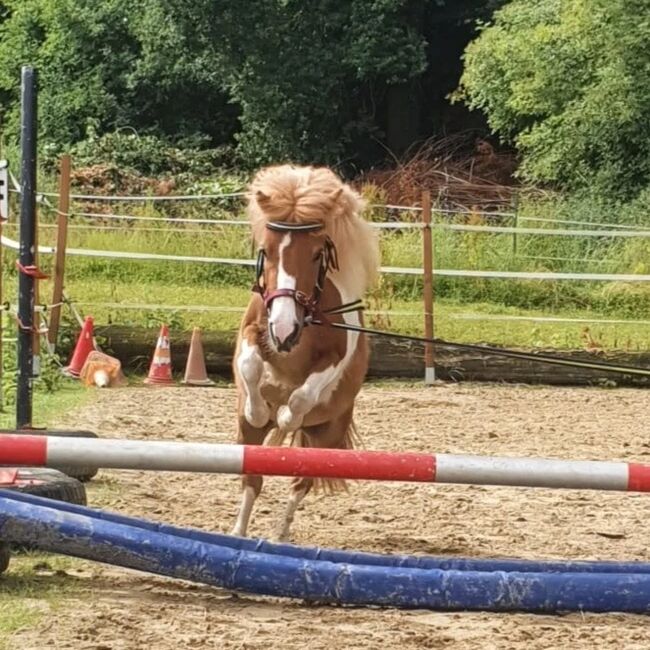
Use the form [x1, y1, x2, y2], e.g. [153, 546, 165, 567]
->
[422, 190, 435, 384]
[0, 158, 7, 222]
[33, 190, 41, 368]
[48, 154, 71, 349]
[17, 66, 38, 429]
[512, 189, 520, 255]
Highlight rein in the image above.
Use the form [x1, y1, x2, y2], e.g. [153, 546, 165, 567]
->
[250, 221, 649, 377]
[309, 320, 650, 379]
[246, 222, 649, 377]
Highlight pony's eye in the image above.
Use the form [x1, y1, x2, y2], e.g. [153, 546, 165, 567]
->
[313, 251, 322, 262]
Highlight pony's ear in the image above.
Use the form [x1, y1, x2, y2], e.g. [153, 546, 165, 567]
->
[330, 188, 343, 203]
[256, 190, 272, 206]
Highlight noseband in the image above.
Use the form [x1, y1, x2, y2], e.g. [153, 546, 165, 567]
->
[252, 221, 339, 320]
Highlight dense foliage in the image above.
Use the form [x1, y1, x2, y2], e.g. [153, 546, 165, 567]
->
[1, 0, 649, 206]
[459, 0, 650, 200]
[0, 0, 237, 149]
[155, 0, 429, 166]
[0, 0, 497, 168]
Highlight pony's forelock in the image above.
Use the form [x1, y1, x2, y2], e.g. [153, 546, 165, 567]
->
[247, 165, 379, 297]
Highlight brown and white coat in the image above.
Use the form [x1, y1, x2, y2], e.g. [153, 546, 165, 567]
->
[231, 165, 379, 540]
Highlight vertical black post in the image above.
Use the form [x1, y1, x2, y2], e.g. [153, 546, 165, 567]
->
[17, 66, 37, 429]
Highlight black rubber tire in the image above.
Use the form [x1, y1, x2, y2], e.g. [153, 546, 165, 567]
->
[46, 430, 99, 483]
[0, 542, 9, 575]
[1, 429, 99, 483]
[3, 468, 87, 552]
[8, 468, 87, 505]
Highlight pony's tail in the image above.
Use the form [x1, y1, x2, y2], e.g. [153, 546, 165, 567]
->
[266, 421, 361, 493]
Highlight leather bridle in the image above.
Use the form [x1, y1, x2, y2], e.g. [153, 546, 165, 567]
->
[252, 221, 339, 321]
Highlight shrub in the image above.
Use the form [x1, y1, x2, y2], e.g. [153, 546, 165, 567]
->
[458, 0, 650, 200]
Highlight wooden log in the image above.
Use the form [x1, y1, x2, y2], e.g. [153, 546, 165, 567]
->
[81, 326, 650, 387]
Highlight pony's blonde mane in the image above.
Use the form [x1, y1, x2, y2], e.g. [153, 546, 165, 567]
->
[248, 165, 379, 298]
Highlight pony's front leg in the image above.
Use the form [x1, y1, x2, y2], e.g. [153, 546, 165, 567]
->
[231, 416, 272, 537]
[236, 338, 270, 428]
[276, 354, 342, 432]
[274, 409, 354, 541]
[232, 331, 272, 537]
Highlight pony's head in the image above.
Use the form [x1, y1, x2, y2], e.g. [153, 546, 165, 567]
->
[248, 165, 378, 353]
[252, 221, 337, 351]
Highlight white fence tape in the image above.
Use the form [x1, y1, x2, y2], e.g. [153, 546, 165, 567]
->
[518, 215, 648, 231]
[380, 264, 650, 281]
[33, 208, 650, 238]
[4, 222, 213, 234]
[437, 223, 650, 238]
[68, 192, 246, 202]
[73, 301, 246, 313]
[451, 313, 650, 326]
[2, 233, 649, 282]
[67, 301, 650, 326]
[371, 203, 422, 212]
[72, 211, 248, 226]
[0, 234, 255, 266]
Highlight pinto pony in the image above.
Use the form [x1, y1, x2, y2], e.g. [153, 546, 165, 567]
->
[232, 165, 379, 540]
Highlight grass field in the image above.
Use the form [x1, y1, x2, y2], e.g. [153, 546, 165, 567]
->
[3, 275, 647, 352]
[0, 554, 81, 647]
[0, 383, 93, 430]
[66, 280, 650, 351]
[0, 383, 96, 647]
[1, 183, 649, 356]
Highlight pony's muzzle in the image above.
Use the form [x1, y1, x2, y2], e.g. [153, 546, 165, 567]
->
[267, 294, 305, 352]
[269, 320, 303, 352]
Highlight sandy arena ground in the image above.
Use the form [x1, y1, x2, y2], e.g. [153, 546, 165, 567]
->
[8, 382, 650, 649]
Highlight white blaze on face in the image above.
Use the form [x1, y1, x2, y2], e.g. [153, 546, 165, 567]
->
[269, 234, 298, 344]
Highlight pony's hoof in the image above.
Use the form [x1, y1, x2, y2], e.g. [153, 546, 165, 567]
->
[230, 523, 249, 537]
[244, 399, 270, 428]
[272, 529, 292, 543]
[276, 405, 302, 432]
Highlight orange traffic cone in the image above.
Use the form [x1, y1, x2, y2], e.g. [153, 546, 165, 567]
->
[182, 327, 215, 386]
[64, 316, 95, 378]
[144, 324, 174, 386]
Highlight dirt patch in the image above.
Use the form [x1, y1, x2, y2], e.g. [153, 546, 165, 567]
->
[9, 383, 650, 649]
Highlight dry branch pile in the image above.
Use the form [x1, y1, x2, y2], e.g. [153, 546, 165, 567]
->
[70, 164, 175, 198]
[358, 134, 519, 212]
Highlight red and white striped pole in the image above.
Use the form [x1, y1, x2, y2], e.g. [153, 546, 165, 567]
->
[1, 434, 649, 492]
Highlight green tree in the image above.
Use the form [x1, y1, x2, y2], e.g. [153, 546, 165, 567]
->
[0, 0, 236, 148]
[140, 0, 430, 166]
[139, 0, 502, 167]
[458, 0, 650, 198]
[0, 0, 139, 144]
[0, 0, 500, 168]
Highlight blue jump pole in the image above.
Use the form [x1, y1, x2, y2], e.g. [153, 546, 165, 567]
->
[1, 492, 650, 613]
[3, 489, 650, 577]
